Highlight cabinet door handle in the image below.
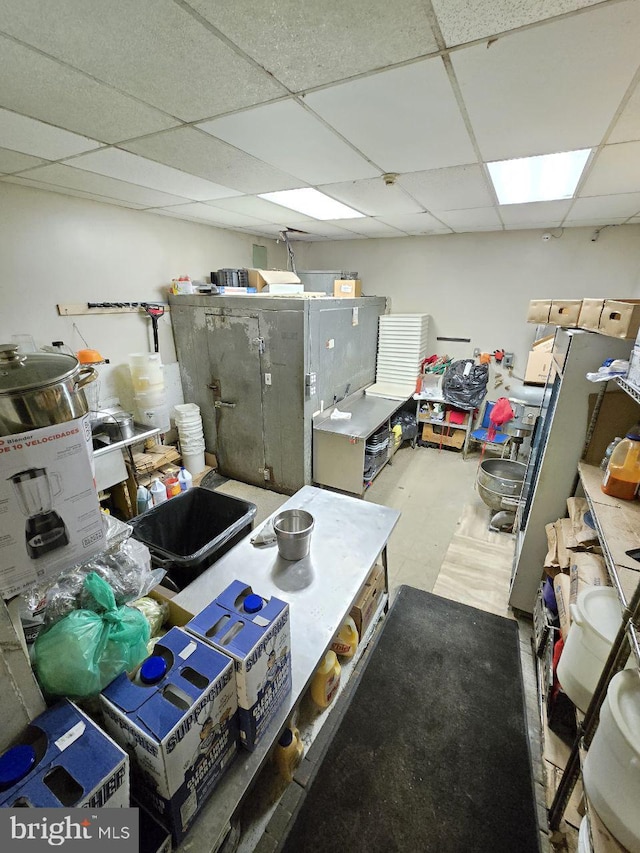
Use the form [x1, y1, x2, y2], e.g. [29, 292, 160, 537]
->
[214, 401, 236, 409]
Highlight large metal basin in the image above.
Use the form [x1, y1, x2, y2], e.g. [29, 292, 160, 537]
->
[476, 458, 526, 512]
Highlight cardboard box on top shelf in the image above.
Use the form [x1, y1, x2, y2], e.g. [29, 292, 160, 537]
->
[578, 298, 608, 332]
[527, 300, 552, 324]
[524, 350, 552, 385]
[247, 269, 301, 292]
[548, 300, 582, 328]
[597, 299, 640, 339]
[532, 334, 554, 353]
[333, 279, 362, 298]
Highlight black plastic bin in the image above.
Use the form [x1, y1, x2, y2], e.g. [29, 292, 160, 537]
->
[130, 487, 257, 591]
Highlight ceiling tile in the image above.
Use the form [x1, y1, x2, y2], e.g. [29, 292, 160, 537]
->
[569, 192, 640, 220]
[318, 177, 423, 216]
[122, 127, 303, 194]
[398, 164, 493, 211]
[562, 216, 629, 227]
[187, 0, 438, 91]
[432, 0, 604, 47]
[580, 141, 640, 195]
[499, 200, 572, 226]
[205, 196, 313, 225]
[306, 58, 476, 173]
[377, 212, 453, 234]
[284, 220, 362, 238]
[324, 217, 408, 237]
[0, 0, 283, 121]
[14, 163, 191, 207]
[160, 203, 269, 228]
[434, 207, 502, 230]
[0, 34, 178, 142]
[609, 81, 640, 144]
[64, 148, 241, 201]
[2, 174, 146, 209]
[0, 107, 101, 160]
[451, 2, 640, 160]
[0, 147, 47, 173]
[199, 100, 379, 184]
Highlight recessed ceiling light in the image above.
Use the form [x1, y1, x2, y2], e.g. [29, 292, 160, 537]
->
[258, 188, 365, 220]
[487, 149, 591, 205]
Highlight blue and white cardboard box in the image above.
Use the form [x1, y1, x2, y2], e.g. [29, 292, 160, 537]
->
[100, 626, 237, 844]
[187, 581, 291, 751]
[0, 698, 128, 808]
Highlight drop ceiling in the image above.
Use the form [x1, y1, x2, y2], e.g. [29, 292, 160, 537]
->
[1, 0, 640, 240]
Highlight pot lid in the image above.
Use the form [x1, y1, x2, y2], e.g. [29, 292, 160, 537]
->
[0, 344, 79, 394]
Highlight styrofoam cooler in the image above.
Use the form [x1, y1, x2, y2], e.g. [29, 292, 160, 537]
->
[583, 669, 640, 852]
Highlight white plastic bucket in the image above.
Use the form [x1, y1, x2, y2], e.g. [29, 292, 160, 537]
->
[135, 397, 170, 432]
[182, 450, 205, 476]
[583, 669, 640, 852]
[135, 388, 167, 408]
[129, 353, 164, 392]
[174, 403, 201, 421]
[557, 587, 621, 712]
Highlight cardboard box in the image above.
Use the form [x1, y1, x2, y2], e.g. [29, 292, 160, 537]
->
[527, 300, 552, 324]
[135, 800, 173, 853]
[247, 269, 301, 292]
[532, 334, 554, 353]
[263, 283, 304, 295]
[333, 279, 362, 298]
[524, 350, 552, 385]
[350, 563, 385, 637]
[0, 699, 129, 808]
[101, 627, 238, 843]
[597, 299, 640, 339]
[421, 423, 466, 449]
[549, 300, 583, 328]
[187, 581, 291, 752]
[578, 298, 606, 332]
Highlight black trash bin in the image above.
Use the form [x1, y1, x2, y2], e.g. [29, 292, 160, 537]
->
[130, 487, 257, 591]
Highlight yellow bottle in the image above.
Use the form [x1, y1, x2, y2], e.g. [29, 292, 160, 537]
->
[330, 616, 359, 659]
[274, 726, 304, 782]
[310, 651, 341, 708]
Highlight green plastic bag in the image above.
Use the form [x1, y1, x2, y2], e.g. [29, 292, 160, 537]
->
[33, 572, 150, 698]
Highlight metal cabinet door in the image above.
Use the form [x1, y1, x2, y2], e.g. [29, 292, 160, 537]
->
[205, 313, 267, 486]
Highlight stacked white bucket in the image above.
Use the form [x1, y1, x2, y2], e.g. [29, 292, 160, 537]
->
[174, 404, 205, 476]
[129, 353, 170, 432]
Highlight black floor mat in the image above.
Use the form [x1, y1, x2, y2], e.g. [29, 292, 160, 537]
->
[281, 586, 539, 853]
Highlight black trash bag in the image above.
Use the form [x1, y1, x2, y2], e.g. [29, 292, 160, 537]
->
[442, 359, 489, 410]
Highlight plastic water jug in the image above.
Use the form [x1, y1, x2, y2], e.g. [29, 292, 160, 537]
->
[178, 466, 193, 492]
[136, 485, 152, 515]
[273, 726, 304, 782]
[330, 616, 359, 659]
[602, 426, 640, 500]
[149, 479, 167, 506]
[310, 651, 341, 708]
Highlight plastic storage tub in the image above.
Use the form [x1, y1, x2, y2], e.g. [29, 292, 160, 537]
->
[130, 487, 256, 590]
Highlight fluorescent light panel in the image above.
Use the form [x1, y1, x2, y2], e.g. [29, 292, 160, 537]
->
[258, 188, 365, 219]
[488, 149, 591, 205]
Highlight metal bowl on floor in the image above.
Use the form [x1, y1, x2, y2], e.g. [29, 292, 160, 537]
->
[476, 458, 526, 512]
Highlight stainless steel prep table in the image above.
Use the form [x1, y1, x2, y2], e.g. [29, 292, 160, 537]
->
[313, 392, 408, 495]
[174, 484, 400, 852]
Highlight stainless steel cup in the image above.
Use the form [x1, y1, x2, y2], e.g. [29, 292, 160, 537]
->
[273, 509, 314, 561]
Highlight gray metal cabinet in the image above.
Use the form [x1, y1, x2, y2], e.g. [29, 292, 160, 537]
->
[170, 294, 386, 494]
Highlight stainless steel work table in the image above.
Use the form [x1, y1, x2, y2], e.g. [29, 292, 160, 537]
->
[174, 485, 400, 852]
[313, 392, 408, 495]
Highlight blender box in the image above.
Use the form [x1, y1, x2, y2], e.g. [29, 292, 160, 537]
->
[100, 627, 238, 844]
[187, 581, 291, 751]
[0, 699, 129, 808]
[0, 415, 104, 600]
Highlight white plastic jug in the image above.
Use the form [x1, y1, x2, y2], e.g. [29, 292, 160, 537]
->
[583, 669, 640, 852]
[149, 479, 167, 506]
[178, 467, 193, 491]
[557, 587, 622, 712]
[136, 485, 152, 514]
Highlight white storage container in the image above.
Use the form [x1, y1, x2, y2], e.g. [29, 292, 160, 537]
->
[557, 587, 621, 712]
[583, 669, 640, 852]
[578, 816, 593, 853]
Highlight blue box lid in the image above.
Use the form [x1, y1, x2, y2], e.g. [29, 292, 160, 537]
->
[102, 627, 233, 741]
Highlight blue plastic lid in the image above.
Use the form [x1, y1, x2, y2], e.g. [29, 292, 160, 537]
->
[626, 426, 640, 441]
[244, 594, 263, 614]
[0, 745, 37, 790]
[140, 656, 168, 684]
[278, 728, 294, 747]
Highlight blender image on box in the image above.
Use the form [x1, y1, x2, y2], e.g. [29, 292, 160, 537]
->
[9, 467, 69, 559]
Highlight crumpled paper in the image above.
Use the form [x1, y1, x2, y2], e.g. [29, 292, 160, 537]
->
[251, 519, 277, 547]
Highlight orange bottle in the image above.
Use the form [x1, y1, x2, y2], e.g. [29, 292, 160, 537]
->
[310, 651, 341, 708]
[602, 427, 640, 500]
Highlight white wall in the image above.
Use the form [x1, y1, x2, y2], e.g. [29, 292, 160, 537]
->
[295, 225, 640, 379]
[0, 182, 284, 408]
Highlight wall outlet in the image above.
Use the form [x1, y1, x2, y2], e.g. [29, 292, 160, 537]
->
[265, 373, 272, 385]
[503, 352, 514, 368]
